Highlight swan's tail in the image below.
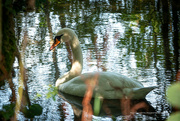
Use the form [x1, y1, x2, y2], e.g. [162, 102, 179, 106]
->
[127, 86, 157, 99]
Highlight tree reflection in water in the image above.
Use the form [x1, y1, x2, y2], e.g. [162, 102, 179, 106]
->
[0, 0, 179, 120]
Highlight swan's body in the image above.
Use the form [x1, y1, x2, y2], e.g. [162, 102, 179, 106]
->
[50, 28, 155, 99]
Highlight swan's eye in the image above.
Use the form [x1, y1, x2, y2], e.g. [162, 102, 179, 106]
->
[55, 34, 64, 42]
[54, 37, 60, 43]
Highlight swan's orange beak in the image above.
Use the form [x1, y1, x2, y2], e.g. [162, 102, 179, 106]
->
[49, 38, 61, 51]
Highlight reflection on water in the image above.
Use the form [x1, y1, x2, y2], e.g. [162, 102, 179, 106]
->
[0, 0, 179, 120]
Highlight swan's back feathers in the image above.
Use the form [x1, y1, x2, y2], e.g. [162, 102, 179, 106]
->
[58, 72, 155, 99]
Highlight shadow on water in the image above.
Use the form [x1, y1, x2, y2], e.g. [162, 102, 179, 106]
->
[58, 91, 160, 121]
[0, 0, 180, 120]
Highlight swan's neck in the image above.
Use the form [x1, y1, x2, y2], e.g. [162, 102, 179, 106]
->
[55, 36, 83, 87]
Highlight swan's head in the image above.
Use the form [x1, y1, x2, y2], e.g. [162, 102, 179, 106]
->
[49, 34, 63, 51]
[50, 28, 77, 51]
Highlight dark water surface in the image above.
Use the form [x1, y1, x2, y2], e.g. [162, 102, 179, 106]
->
[0, 0, 179, 120]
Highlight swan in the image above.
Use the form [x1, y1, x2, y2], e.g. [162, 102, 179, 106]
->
[50, 28, 156, 99]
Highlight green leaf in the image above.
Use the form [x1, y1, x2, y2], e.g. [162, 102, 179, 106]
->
[24, 104, 43, 118]
[167, 112, 180, 121]
[167, 83, 180, 108]
[29, 104, 43, 116]
[46, 85, 58, 100]
[0, 103, 15, 120]
[36, 93, 42, 98]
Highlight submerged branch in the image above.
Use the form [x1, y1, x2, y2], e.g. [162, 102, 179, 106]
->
[14, 48, 25, 120]
[13, 46, 30, 120]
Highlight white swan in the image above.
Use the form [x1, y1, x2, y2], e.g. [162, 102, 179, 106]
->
[50, 28, 156, 99]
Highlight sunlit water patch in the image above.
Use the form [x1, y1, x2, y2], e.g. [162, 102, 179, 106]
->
[1, 0, 178, 120]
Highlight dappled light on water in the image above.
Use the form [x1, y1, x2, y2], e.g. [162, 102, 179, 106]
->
[0, 0, 179, 120]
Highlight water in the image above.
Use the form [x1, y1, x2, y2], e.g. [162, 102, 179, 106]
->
[1, 0, 179, 120]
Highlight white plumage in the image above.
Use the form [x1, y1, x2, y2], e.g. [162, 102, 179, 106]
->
[50, 28, 155, 99]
